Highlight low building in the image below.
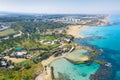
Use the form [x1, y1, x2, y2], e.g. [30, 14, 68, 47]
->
[26, 54, 33, 59]
[40, 40, 54, 45]
[15, 51, 27, 58]
[8, 65, 14, 69]
[0, 61, 7, 67]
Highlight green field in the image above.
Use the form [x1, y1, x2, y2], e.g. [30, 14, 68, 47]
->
[0, 29, 16, 37]
[0, 62, 43, 80]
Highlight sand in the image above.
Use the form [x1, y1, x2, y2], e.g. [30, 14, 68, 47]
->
[35, 54, 67, 80]
[35, 25, 88, 80]
[41, 25, 87, 66]
[35, 53, 90, 80]
[41, 54, 67, 66]
[35, 67, 51, 80]
[66, 25, 87, 38]
[67, 55, 90, 62]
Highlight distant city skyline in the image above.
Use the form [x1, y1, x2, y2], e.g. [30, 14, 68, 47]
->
[0, 0, 120, 14]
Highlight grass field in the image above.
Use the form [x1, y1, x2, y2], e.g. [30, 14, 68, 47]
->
[0, 29, 16, 37]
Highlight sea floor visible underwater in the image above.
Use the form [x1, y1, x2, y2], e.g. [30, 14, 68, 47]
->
[50, 15, 120, 80]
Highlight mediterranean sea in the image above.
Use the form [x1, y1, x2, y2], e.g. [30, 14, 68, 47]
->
[50, 14, 120, 80]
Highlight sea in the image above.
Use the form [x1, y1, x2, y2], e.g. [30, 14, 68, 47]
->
[50, 14, 120, 80]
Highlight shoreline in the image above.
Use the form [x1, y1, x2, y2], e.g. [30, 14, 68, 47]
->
[40, 25, 88, 66]
[66, 25, 87, 38]
[35, 53, 68, 80]
[35, 25, 88, 80]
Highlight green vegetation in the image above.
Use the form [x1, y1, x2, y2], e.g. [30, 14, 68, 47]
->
[11, 21, 68, 34]
[0, 14, 109, 80]
[33, 57, 41, 63]
[0, 33, 69, 79]
[40, 35, 57, 40]
[0, 16, 71, 80]
[16, 36, 60, 49]
[0, 62, 42, 80]
[0, 34, 62, 52]
[0, 29, 16, 37]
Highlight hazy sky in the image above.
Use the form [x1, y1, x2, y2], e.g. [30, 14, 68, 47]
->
[0, 0, 120, 14]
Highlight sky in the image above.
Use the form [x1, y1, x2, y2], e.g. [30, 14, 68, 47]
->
[0, 0, 120, 14]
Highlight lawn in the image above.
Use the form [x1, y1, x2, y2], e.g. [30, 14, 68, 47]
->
[40, 35, 57, 40]
[0, 29, 16, 37]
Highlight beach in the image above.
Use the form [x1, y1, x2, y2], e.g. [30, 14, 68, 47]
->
[41, 54, 66, 66]
[35, 50, 90, 80]
[66, 25, 87, 38]
[35, 25, 88, 80]
[35, 53, 68, 80]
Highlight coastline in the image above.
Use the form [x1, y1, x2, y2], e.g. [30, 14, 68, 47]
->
[35, 25, 88, 80]
[35, 53, 68, 80]
[40, 25, 88, 66]
[66, 25, 87, 38]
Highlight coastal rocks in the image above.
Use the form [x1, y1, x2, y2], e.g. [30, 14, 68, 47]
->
[89, 65, 114, 80]
[107, 22, 117, 26]
[85, 36, 105, 41]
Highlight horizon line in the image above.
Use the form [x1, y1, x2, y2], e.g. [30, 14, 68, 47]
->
[0, 11, 113, 15]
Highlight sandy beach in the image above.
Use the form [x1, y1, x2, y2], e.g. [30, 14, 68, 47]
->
[35, 51, 90, 80]
[35, 54, 67, 80]
[41, 55, 63, 66]
[35, 25, 88, 80]
[66, 25, 87, 38]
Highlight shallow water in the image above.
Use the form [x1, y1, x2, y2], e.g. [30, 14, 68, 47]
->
[50, 15, 120, 80]
[50, 50, 100, 80]
[76, 15, 120, 80]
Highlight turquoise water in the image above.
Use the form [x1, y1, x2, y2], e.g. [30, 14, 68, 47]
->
[50, 50, 99, 80]
[50, 15, 120, 80]
[79, 25, 120, 51]
[76, 15, 120, 80]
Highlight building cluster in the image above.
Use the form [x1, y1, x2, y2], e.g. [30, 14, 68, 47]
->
[53, 45, 75, 57]
[0, 23, 10, 31]
[54, 15, 109, 26]
[0, 57, 14, 69]
[39, 37, 72, 45]
[10, 51, 27, 58]
[55, 17, 81, 24]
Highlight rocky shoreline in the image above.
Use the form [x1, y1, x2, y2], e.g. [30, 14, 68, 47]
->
[90, 65, 115, 80]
